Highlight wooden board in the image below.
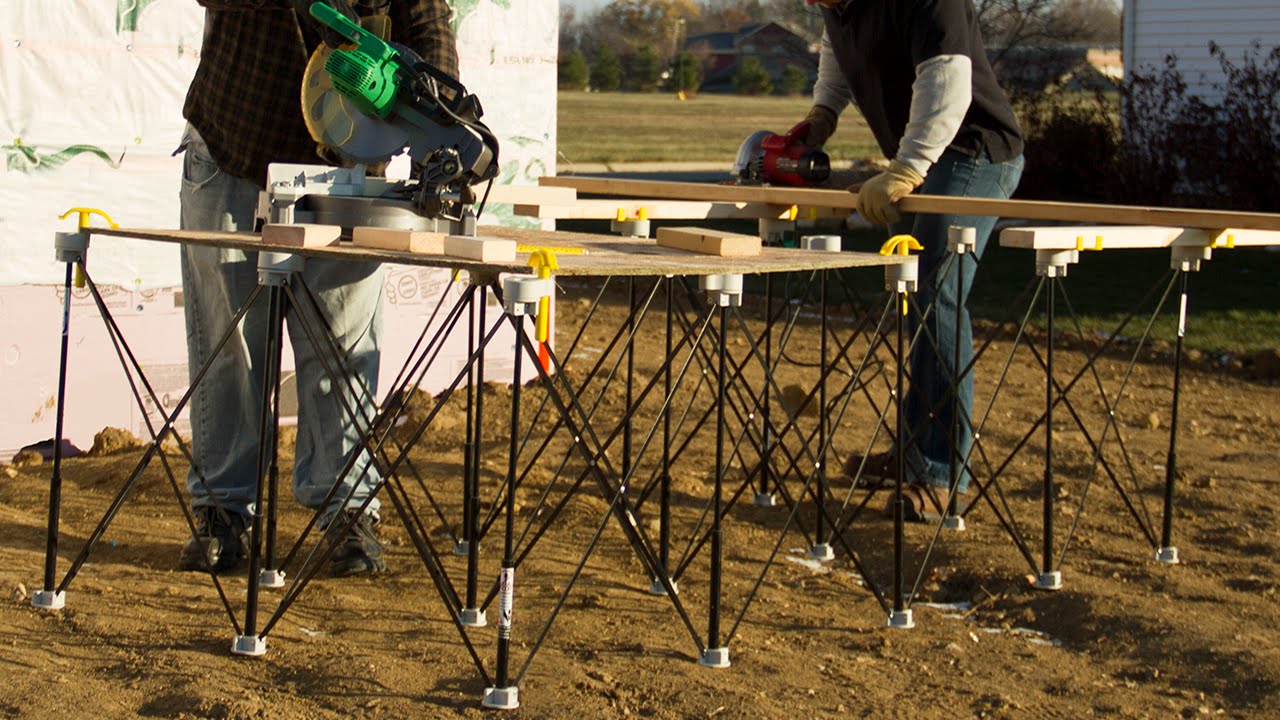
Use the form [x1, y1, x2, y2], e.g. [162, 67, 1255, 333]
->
[443, 235, 518, 263]
[260, 223, 341, 248]
[351, 227, 446, 254]
[655, 226, 762, 257]
[483, 184, 577, 206]
[90, 226, 906, 278]
[540, 176, 1280, 232]
[512, 199, 845, 221]
[1000, 225, 1280, 250]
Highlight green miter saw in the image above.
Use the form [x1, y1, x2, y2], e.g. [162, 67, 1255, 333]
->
[262, 1, 499, 234]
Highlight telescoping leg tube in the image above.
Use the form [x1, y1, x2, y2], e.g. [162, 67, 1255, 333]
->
[1156, 246, 1208, 565]
[884, 251, 919, 630]
[33, 229, 92, 611]
[650, 276, 678, 596]
[802, 235, 843, 559]
[1032, 248, 1077, 592]
[232, 251, 303, 657]
[944, 227, 977, 531]
[480, 273, 554, 710]
[697, 273, 744, 669]
[460, 284, 488, 628]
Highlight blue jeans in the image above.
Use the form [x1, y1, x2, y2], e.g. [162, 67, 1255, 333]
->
[179, 143, 384, 524]
[889, 148, 1024, 493]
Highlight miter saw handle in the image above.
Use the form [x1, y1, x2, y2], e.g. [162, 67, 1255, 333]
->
[309, 2, 364, 44]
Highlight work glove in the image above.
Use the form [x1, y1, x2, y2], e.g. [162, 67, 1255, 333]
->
[855, 159, 924, 225]
[293, 0, 359, 48]
[789, 105, 839, 148]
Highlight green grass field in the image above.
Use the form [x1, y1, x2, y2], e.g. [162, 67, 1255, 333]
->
[557, 91, 880, 166]
[555, 92, 1280, 355]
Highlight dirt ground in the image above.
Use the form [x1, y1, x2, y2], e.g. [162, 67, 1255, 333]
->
[1, 274, 1278, 719]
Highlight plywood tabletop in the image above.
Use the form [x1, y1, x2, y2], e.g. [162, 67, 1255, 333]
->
[90, 225, 908, 279]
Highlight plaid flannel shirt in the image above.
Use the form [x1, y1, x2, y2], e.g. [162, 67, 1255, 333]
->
[183, 0, 458, 188]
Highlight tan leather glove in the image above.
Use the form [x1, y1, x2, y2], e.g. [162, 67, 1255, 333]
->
[855, 160, 924, 225]
[790, 105, 838, 148]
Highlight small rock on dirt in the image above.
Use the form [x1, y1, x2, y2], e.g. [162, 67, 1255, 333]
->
[88, 427, 143, 456]
[780, 384, 818, 418]
[10, 449, 42, 468]
[1251, 348, 1280, 380]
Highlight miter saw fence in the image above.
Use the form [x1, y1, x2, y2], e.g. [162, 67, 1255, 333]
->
[733, 128, 830, 187]
[291, 1, 499, 225]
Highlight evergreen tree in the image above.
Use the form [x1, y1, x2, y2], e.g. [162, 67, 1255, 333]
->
[629, 44, 662, 91]
[591, 45, 622, 92]
[559, 48, 589, 91]
[780, 63, 808, 96]
[733, 56, 772, 96]
[672, 51, 701, 95]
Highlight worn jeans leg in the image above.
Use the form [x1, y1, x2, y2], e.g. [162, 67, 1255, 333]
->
[890, 149, 1024, 493]
[287, 258, 384, 524]
[179, 145, 384, 522]
[179, 145, 267, 518]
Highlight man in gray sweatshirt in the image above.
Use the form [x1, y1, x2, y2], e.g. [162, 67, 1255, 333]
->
[799, 0, 1024, 520]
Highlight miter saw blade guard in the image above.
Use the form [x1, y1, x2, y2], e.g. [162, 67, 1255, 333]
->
[300, 4, 499, 222]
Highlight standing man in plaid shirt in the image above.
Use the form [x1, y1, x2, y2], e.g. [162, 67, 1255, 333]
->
[176, 0, 458, 576]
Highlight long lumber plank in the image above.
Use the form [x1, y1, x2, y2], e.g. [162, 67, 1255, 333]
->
[513, 198, 844, 221]
[1000, 225, 1280, 250]
[539, 176, 1280, 232]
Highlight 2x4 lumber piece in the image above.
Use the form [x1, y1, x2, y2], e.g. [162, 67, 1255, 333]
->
[443, 235, 518, 263]
[483, 184, 577, 206]
[351, 226, 446, 254]
[261, 223, 341, 248]
[512, 199, 845, 221]
[656, 226, 762, 257]
[1001, 225, 1280, 249]
[539, 176, 1280, 232]
[542, 175, 855, 209]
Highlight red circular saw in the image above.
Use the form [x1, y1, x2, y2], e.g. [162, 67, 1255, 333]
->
[732, 125, 831, 187]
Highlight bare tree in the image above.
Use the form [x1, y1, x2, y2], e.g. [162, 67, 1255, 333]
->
[979, 0, 1122, 64]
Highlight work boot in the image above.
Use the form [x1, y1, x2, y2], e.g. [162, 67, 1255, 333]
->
[841, 450, 898, 488]
[327, 508, 386, 578]
[178, 506, 248, 573]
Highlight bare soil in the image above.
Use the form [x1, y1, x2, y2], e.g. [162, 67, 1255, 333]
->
[2, 276, 1278, 719]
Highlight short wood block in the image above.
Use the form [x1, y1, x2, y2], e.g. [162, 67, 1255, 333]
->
[656, 226, 762, 257]
[351, 226, 446, 254]
[443, 235, 518, 263]
[261, 223, 342, 248]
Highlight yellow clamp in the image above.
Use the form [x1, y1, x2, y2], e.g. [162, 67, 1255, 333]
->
[1209, 230, 1236, 249]
[516, 243, 586, 256]
[59, 207, 118, 288]
[878, 233, 923, 256]
[878, 234, 921, 316]
[614, 207, 649, 222]
[527, 249, 558, 343]
[1074, 235, 1104, 252]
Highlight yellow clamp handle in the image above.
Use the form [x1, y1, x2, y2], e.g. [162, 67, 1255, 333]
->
[614, 207, 649, 222]
[59, 207, 118, 288]
[1074, 235, 1105, 252]
[527, 249, 558, 343]
[60, 207, 119, 231]
[877, 233, 923, 256]
[878, 234, 921, 316]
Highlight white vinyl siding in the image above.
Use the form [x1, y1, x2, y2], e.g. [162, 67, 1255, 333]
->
[1124, 0, 1280, 100]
